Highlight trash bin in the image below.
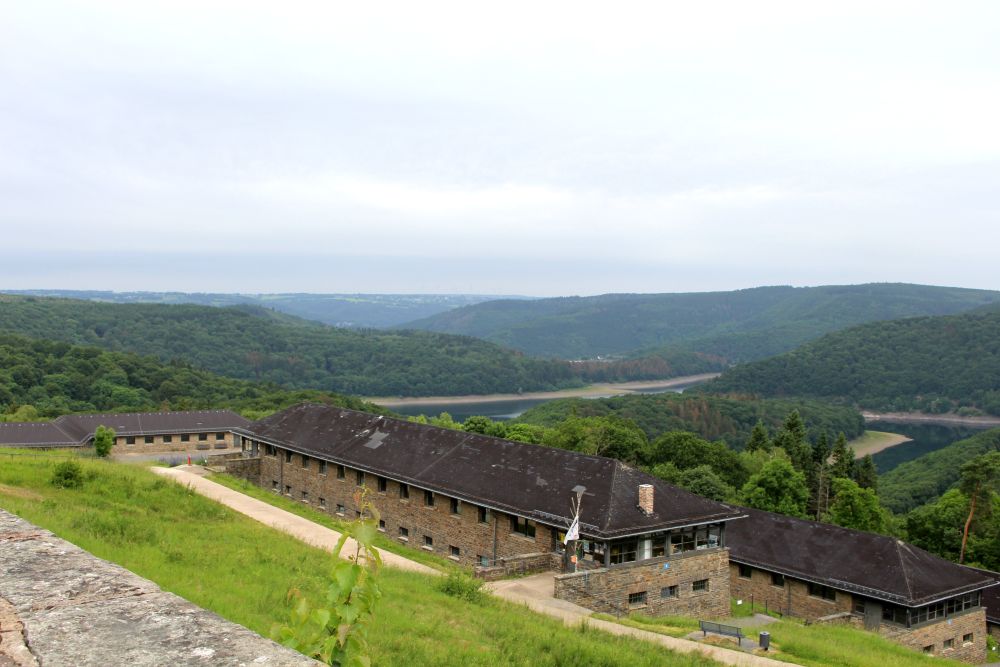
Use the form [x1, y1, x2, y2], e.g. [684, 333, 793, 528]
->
[759, 631, 770, 650]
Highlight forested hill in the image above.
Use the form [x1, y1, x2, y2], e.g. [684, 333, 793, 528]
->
[400, 283, 1000, 361]
[514, 392, 865, 448]
[0, 332, 382, 419]
[0, 295, 714, 396]
[701, 309, 1000, 416]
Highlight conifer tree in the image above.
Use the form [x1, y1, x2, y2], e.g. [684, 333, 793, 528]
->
[830, 432, 855, 480]
[854, 454, 879, 491]
[745, 420, 771, 453]
[774, 410, 812, 473]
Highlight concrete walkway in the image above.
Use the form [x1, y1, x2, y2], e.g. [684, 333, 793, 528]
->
[156, 466, 788, 667]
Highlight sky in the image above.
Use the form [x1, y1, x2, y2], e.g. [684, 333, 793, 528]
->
[1, 1, 998, 297]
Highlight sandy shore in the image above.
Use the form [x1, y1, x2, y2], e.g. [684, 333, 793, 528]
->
[367, 373, 721, 408]
[862, 411, 1000, 427]
[848, 430, 913, 459]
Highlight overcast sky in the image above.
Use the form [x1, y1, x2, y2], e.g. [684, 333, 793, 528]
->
[1, 2, 998, 296]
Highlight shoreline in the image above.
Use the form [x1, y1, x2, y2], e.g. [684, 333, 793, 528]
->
[862, 411, 1000, 427]
[848, 430, 913, 459]
[366, 373, 721, 408]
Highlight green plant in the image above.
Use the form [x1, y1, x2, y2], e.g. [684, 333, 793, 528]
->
[271, 488, 383, 666]
[50, 460, 84, 488]
[93, 425, 114, 458]
[436, 570, 488, 604]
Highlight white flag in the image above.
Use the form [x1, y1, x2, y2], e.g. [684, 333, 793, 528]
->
[563, 514, 580, 544]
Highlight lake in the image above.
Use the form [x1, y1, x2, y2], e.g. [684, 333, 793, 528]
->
[869, 419, 996, 473]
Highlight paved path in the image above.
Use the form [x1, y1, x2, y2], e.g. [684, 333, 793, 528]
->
[151, 466, 437, 575]
[157, 466, 788, 667]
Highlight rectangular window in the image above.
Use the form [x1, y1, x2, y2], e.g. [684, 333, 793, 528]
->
[661, 585, 678, 599]
[319, 460, 327, 475]
[963, 633, 973, 644]
[771, 573, 785, 588]
[284, 485, 291, 495]
[301, 455, 309, 469]
[144, 435, 154, 444]
[284, 451, 292, 463]
[378, 519, 385, 531]
[693, 579, 709, 593]
[181, 434, 190, 442]
[450, 545, 460, 558]
[609, 540, 637, 564]
[399, 526, 408, 540]
[399, 483, 409, 499]
[319, 497, 326, 508]
[510, 516, 536, 538]
[163, 435, 173, 443]
[922, 645, 934, 654]
[336, 504, 346, 514]
[669, 528, 696, 553]
[943, 638, 954, 650]
[264, 444, 275, 456]
[216, 432, 225, 440]
[272, 480, 278, 490]
[450, 497, 460, 514]
[125, 436, 136, 445]
[337, 464, 345, 479]
[356, 470, 365, 486]
[808, 582, 836, 601]
[423, 535, 433, 548]
[424, 490, 435, 507]
[478, 506, 490, 523]
[628, 591, 647, 608]
[479, 555, 489, 567]
[738, 564, 752, 579]
[301, 491, 308, 502]
[853, 599, 866, 615]
[377, 476, 387, 493]
[199, 433, 208, 441]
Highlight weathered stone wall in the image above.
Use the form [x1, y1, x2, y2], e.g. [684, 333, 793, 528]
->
[474, 552, 560, 581]
[554, 548, 730, 618]
[111, 430, 238, 454]
[0, 510, 318, 666]
[225, 456, 261, 485]
[259, 448, 557, 568]
[729, 563, 852, 618]
[882, 609, 987, 664]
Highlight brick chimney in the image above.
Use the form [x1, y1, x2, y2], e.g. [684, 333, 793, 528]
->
[638, 484, 654, 515]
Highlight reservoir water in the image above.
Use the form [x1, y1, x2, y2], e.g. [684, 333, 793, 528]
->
[869, 420, 996, 473]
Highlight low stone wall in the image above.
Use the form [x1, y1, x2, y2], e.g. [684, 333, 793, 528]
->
[0, 510, 318, 666]
[474, 552, 559, 581]
[225, 456, 261, 484]
[554, 548, 730, 618]
[880, 609, 987, 664]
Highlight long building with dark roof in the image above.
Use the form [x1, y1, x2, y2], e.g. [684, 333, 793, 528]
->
[728, 507, 997, 663]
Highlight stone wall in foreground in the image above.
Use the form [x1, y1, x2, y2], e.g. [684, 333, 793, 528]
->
[0, 509, 318, 667]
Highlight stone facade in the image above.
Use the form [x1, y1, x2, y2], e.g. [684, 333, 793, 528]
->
[256, 449, 558, 568]
[730, 562, 989, 664]
[225, 456, 261, 484]
[111, 430, 239, 454]
[555, 548, 730, 618]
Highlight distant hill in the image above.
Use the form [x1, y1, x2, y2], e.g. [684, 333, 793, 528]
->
[7, 290, 521, 329]
[0, 332, 382, 419]
[400, 283, 1000, 361]
[514, 392, 865, 448]
[700, 309, 1000, 416]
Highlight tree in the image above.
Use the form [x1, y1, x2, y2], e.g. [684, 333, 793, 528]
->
[677, 465, 735, 502]
[462, 416, 507, 438]
[810, 432, 832, 519]
[853, 454, 878, 491]
[957, 451, 1000, 563]
[773, 410, 812, 473]
[826, 478, 887, 533]
[645, 431, 748, 488]
[745, 420, 771, 453]
[93, 425, 114, 458]
[740, 458, 809, 518]
[544, 416, 648, 463]
[830, 432, 855, 480]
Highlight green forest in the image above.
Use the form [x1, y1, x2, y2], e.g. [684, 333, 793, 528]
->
[402, 283, 1000, 361]
[701, 309, 1000, 415]
[0, 295, 713, 397]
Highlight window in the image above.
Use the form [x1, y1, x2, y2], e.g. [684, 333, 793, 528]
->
[882, 604, 908, 625]
[449, 545, 460, 558]
[199, 433, 208, 441]
[144, 436, 154, 444]
[943, 638, 954, 650]
[478, 555, 489, 567]
[423, 535, 433, 548]
[301, 455, 309, 469]
[424, 490, 435, 507]
[356, 470, 365, 486]
[670, 528, 695, 553]
[738, 564, 752, 579]
[853, 599, 866, 615]
[399, 483, 410, 499]
[450, 497, 460, 515]
[399, 526, 409, 540]
[301, 491, 308, 502]
[628, 591, 647, 608]
[808, 582, 836, 601]
[319, 497, 326, 508]
[264, 444, 275, 456]
[661, 585, 678, 599]
[922, 645, 934, 654]
[377, 476, 387, 493]
[181, 434, 190, 442]
[284, 451, 292, 463]
[216, 432, 225, 440]
[378, 519, 385, 531]
[163, 435, 173, 443]
[272, 480, 279, 490]
[336, 504, 346, 514]
[125, 436, 136, 445]
[963, 633, 973, 644]
[771, 573, 785, 588]
[337, 464, 346, 479]
[609, 540, 637, 564]
[284, 485, 291, 495]
[319, 460, 327, 475]
[693, 579, 709, 593]
[478, 506, 490, 524]
[510, 516, 536, 539]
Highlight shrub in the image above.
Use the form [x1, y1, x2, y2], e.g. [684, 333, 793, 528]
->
[50, 460, 84, 488]
[436, 571, 488, 604]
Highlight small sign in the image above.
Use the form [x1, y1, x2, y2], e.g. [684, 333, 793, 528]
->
[663, 563, 670, 570]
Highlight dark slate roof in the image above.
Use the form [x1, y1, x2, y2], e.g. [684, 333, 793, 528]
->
[728, 507, 996, 607]
[0, 410, 251, 447]
[244, 403, 744, 539]
[968, 567, 1000, 624]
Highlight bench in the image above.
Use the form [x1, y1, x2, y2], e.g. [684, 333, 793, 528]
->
[698, 620, 744, 640]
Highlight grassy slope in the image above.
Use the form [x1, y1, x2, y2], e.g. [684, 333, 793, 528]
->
[0, 451, 716, 667]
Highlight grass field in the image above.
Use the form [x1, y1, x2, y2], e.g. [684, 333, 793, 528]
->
[847, 430, 912, 458]
[0, 450, 719, 666]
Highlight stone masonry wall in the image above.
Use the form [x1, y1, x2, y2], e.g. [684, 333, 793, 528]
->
[880, 609, 986, 664]
[225, 457, 261, 485]
[111, 430, 238, 454]
[259, 448, 557, 568]
[729, 563, 851, 618]
[554, 548, 730, 618]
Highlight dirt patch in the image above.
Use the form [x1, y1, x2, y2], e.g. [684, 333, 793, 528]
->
[0, 485, 43, 501]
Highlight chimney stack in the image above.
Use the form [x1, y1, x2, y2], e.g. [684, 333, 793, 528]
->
[638, 484, 654, 515]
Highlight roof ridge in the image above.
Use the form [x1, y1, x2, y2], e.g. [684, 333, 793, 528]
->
[601, 460, 622, 531]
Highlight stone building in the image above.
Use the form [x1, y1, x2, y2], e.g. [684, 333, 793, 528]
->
[728, 507, 997, 664]
[0, 410, 250, 453]
[234, 403, 745, 619]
